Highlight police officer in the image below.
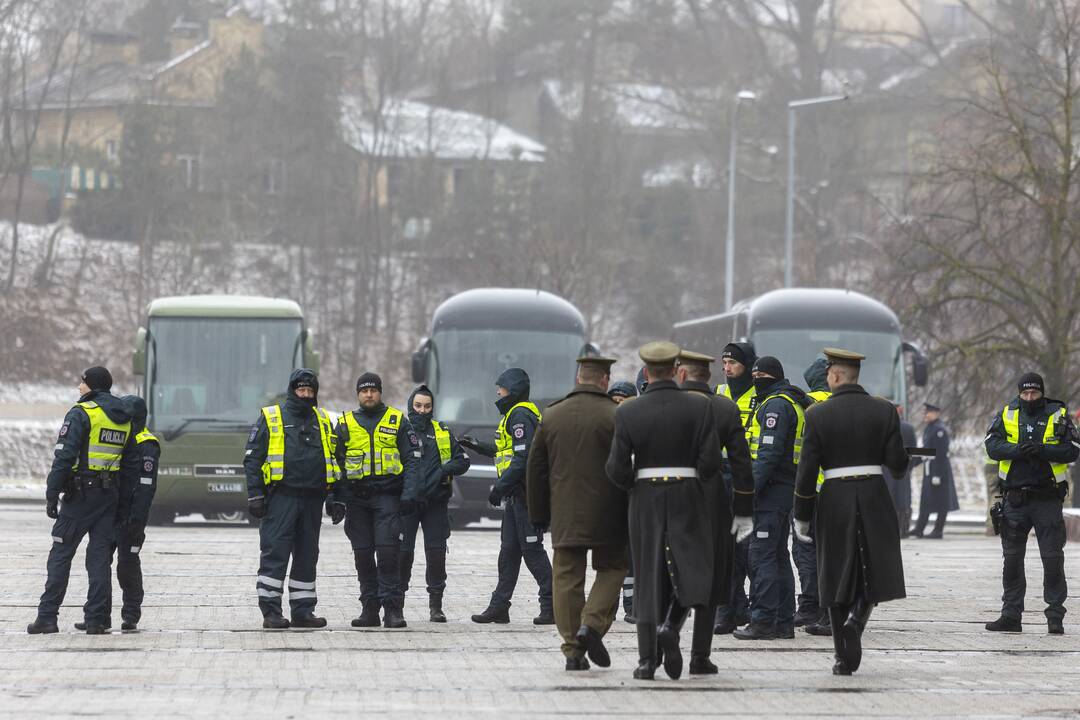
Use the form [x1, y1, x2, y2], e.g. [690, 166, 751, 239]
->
[29, 366, 135, 635]
[608, 377, 638, 620]
[606, 342, 724, 681]
[244, 368, 338, 630]
[463, 367, 554, 625]
[334, 372, 420, 629]
[984, 372, 1079, 634]
[109, 395, 158, 631]
[889, 406, 917, 538]
[677, 349, 754, 673]
[910, 403, 957, 538]
[797, 358, 830, 635]
[793, 348, 909, 675]
[399, 385, 470, 623]
[712, 342, 757, 635]
[735, 356, 808, 641]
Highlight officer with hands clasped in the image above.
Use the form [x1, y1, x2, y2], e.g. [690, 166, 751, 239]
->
[984, 372, 1079, 634]
[29, 366, 136, 635]
[244, 368, 339, 630]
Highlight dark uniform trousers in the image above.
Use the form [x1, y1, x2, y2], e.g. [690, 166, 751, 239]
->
[792, 515, 819, 616]
[715, 537, 751, 625]
[553, 545, 627, 659]
[256, 490, 323, 618]
[400, 497, 450, 596]
[37, 488, 118, 624]
[1000, 494, 1068, 621]
[749, 509, 795, 628]
[344, 490, 404, 609]
[491, 495, 553, 612]
[114, 524, 147, 623]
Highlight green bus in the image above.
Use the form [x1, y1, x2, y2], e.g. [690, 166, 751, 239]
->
[132, 295, 320, 524]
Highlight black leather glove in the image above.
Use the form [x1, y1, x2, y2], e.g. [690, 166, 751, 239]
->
[533, 522, 549, 535]
[459, 435, 480, 451]
[325, 499, 345, 525]
[487, 485, 503, 508]
[399, 498, 418, 516]
[45, 497, 58, 519]
[248, 496, 267, 519]
[1020, 441, 1041, 458]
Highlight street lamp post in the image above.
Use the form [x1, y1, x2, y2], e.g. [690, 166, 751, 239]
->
[784, 93, 847, 288]
[724, 90, 756, 310]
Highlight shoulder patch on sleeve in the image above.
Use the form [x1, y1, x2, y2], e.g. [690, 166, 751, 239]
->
[249, 424, 259, 442]
[59, 421, 70, 438]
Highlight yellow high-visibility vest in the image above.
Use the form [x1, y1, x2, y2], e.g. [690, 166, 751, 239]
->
[340, 407, 404, 480]
[76, 401, 131, 473]
[999, 404, 1068, 483]
[748, 393, 805, 464]
[495, 402, 541, 477]
[261, 405, 337, 485]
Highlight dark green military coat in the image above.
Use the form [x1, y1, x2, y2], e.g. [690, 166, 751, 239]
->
[527, 384, 628, 549]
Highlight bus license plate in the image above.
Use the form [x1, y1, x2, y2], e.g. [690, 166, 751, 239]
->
[208, 482, 243, 494]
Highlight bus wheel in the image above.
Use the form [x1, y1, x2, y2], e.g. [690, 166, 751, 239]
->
[212, 511, 245, 522]
[147, 507, 175, 526]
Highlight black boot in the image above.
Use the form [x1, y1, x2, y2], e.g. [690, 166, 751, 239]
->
[429, 593, 447, 623]
[533, 608, 555, 625]
[27, 618, 59, 635]
[829, 606, 851, 675]
[383, 604, 407, 629]
[985, 615, 1022, 632]
[575, 625, 611, 668]
[351, 603, 381, 628]
[842, 597, 874, 673]
[689, 606, 717, 674]
[74, 620, 112, 631]
[805, 609, 832, 636]
[471, 606, 510, 624]
[657, 600, 690, 680]
[633, 623, 658, 680]
[291, 613, 328, 629]
[263, 612, 290, 630]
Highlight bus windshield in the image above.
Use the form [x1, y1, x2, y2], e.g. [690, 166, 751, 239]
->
[752, 328, 903, 401]
[147, 317, 303, 435]
[430, 328, 584, 425]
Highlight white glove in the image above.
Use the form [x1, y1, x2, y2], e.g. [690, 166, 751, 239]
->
[794, 519, 812, 544]
[730, 516, 753, 544]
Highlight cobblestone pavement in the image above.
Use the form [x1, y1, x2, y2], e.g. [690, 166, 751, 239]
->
[2, 502, 1080, 719]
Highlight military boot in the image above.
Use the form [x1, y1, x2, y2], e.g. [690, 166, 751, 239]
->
[351, 603, 381, 628]
[829, 606, 851, 675]
[263, 612, 290, 630]
[533, 608, 555, 625]
[985, 615, 1022, 632]
[842, 597, 874, 673]
[633, 623, 658, 680]
[383, 604, 407, 629]
[690, 606, 718, 674]
[1049, 618, 1065, 635]
[471, 606, 510, 624]
[291, 614, 328, 629]
[429, 593, 447, 623]
[26, 618, 59, 635]
[657, 601, 690, 680]
[74, 620, 112, 631]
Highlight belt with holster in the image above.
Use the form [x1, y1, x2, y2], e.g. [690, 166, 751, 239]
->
[1006, 484, 1062, 506]
[72, 472, 118, 491]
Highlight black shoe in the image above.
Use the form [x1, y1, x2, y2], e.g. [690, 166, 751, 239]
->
[657, 623, 683, 680]
[263, 613, 290, 630]
[624, 613, 637, 624]
[793, 607, 819, 627]
[291, 614, 328, 629]
[1049, 619, 1064, 635]
[776, 624, 795, 639]
[84, 624, 109, 635]
[734, 610, 751, 627]
[833, 659, 852, 675]
[121, 621, 138, 631]
[925, 531, 944, 539]
[838, 620, 862, 673]
[74, 620, 112, 631]
[575, 625, 611, 668]
[985, 615, 1022, 632]
[27, 618, 58, 635]
[533, 609, 555, 625]
[383, 606, 407, 629]
[471, 606, 510, 624]
[908, 528, 923, 538]
[688, 653, 718, 675]
[713, 619, 736, 635]
[565, 656, 590, 671]
[429, 594, 447, 623]
[733, 622, 777, 640]
[633, 661, 656, 680]
[805, 619, 833, 637]
[351, 604, 381, 628]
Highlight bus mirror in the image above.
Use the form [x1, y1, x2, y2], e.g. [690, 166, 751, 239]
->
[903, 342, 929, 387]
[132, 327, 147, 376]
[303, 331, 321, 374]
[411, 349, 427, 383]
